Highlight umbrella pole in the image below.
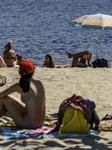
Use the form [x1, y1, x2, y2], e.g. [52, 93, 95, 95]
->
[96, 29, 99, 59]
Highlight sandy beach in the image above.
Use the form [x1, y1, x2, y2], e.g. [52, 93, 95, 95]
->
[0, 67, 112, 150]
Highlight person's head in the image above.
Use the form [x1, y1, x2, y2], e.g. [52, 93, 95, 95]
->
[5, 41, 12, 51]
[17, 54, 24, 65]
[45, 54, 53, 67]
[19, 60, 35, 92]
[83, 51, 92, 61]
[17, 54, 22, 58]
[3, 50, 17, 67]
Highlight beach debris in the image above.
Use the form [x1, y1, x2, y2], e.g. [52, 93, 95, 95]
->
[0, 75, 6, 86]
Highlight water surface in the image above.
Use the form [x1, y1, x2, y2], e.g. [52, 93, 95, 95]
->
[0, 0, 112, 66]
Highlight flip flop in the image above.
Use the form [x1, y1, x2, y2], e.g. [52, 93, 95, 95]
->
[98, 121, 112, 131]
[102, 127, 112, 131]
[101, 114, 112, 121]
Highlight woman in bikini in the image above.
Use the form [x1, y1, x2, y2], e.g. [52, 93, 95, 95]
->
[0, 41, 17, 68]
[0, 60, 46, 129]
[43, 54, 69, 68]
[3, 41, 17, 67]
[65, 50, 92, 67]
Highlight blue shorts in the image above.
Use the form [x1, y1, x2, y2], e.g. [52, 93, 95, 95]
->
[24, 115, 43, 129]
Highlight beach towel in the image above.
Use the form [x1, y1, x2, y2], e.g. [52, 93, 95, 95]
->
[0, 120, 96, 140]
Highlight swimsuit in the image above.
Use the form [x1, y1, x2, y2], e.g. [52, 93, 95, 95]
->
[24, 115, 43, 129]
[7, 65, 14, 67]
[21, 90, 45, 103]
[21, 90, 45, 129]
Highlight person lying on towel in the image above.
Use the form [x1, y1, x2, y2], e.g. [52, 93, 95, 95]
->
[43, 54, 69, 68]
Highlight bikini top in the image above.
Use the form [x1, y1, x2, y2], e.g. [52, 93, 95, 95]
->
[21, 90, 45, 103]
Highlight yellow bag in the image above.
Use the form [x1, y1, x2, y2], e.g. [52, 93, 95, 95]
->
[59, 107, 90, 134]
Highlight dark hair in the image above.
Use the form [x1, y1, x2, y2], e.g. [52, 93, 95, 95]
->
[17, 54, 22, 58]
[45, 54, 53, 68]
[19, 70, 33, 92]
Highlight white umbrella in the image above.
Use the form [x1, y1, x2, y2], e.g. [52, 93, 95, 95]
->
[70, 13, 112, 59]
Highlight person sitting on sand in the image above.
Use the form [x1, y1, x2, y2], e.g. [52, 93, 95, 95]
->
[43, 54, 69, 68]
[16, 54, 24, 65]
[3, 41, 17, 67]
[65, 50, 92, 67]
[0, 60, 46, 129]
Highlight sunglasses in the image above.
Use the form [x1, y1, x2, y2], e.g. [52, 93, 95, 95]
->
[4, 57, 15, 59]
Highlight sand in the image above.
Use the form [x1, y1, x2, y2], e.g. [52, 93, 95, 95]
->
[0, 67, 112, 150]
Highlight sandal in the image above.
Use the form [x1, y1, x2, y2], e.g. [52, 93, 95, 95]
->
[101, 114, 112, 121]
[98, 121, 112, 131]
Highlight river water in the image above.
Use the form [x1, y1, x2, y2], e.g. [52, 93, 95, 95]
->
[0, 0, 112, 67]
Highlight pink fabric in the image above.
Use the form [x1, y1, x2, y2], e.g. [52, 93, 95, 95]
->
[20, 126, 54, 137]
[54, 65, 56, 68]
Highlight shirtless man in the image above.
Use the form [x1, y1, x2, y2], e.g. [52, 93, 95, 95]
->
[66, 50, 92, 67]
